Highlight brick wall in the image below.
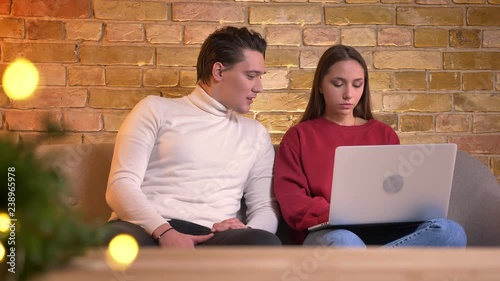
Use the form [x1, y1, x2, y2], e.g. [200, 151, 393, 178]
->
[0, 0, 498, 180]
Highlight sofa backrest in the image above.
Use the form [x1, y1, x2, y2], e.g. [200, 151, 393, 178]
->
[35, 143, 500, 246]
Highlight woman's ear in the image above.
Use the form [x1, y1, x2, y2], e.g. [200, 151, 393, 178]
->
[212, 62, 224, 82]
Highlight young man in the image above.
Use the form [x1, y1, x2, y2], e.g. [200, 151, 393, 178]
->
[105, 26, 281, 248]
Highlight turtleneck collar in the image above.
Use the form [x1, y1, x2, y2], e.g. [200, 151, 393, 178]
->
[187, 85, 229, 117]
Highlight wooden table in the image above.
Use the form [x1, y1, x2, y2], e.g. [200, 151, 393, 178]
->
[36, 247, 500, 281]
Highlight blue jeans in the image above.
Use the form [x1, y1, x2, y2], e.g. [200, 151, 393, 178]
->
[303, 218, 467, 248]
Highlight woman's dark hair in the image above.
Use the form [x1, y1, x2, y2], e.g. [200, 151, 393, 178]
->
[300, 45, 373, 123]
[197, 26, 267, 86]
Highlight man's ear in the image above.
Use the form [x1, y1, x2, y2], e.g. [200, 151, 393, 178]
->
[212, 62, 224, 82]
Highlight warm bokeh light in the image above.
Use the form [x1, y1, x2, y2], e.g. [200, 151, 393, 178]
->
[0, 243, 5, 262]
[106, 234, 139, 271]
[2, 58, 39, 100]
[0, 213, 10, 233]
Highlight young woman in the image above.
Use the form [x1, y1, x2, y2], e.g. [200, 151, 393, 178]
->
[273, 45, 467, 247]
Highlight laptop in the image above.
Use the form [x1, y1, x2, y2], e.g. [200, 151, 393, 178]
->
[308, 143, 457, 231]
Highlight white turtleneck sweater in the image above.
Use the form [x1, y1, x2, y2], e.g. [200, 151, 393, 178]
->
[106, 85, 279, 235]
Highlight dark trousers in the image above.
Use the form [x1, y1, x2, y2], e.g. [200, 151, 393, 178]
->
[103, 219, 282, 247]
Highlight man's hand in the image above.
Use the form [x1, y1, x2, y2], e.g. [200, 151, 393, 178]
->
[158, 229, 213, 249]
[211, 218, 247, 232]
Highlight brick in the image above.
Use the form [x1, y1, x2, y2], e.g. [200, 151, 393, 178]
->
[11, 88, 87, 109]
[103, 110, 130, 132]
[37, 64, 66, 86]
[398, 7, 463, 26]
[0, 1, 10, 15]
[463, 72, 494, 91]
[381, 0, 414, 3]
[180, 70, 197, 88]
[66, 21, 103, 41]
[414, 28, 448, 48]
[371, 93, 383, 112]
[449, 29, 480, 48]
[89, 89, 160, 109]
[157, 47, 199, 67]
[63, 109, 102, 132]
[80, 46, 154, 66]
[467, 7, 500, 26]
[398, 134, 447, 144]
[143, 69, 179, 87]
[106, 23, 144, 42]
[266, 27, 301, 46]
[383, 94, 452, 112]
[378, 28, 412, 47]
[270, 132, 285, 145]
[454, 93, 500, 112]
[173, 3, 245, 23]
[400, 115, 433, 132]
[299, 49, 325, 69]
[429, 72, 460, 91]
[0, 90, 10, 107]
[94, 0, 167, 20]
[395, 72, 427, 91]
[449, 135, 500, 154]
[473, 115, 500, 133]
[374, 113, 398, 130]
[262, 69, 288, 90]
[436, 114, 470, 132]
[4, 43, 76, 63]
[454, 0, 486, 3]
[252, 92, 309, 111]
[0, 18, 24, 38]
[341, 28, 376, 47]
[347, 0, 379, 2]
[145, 24, 182, 44]
[83, 133, 116, 144]
[5, 109, 62, 131]
[67, 66, 105, 86]
[20, 132, 82, 145]
[184, 25, 217, 45]
[374, 51, 441, 69]
[266, 49, 299, 67]
[255, 112, 302, 133]
[27, 20, 64, 40]
[290, 70, 314, 90]
[484, 30, 500, 48]
[303, 28, 340, 46]
[106, 68, 142, 87]
[444, 52, 500, 70]
[250, 5, 321, 25]
[0, 132, 19, 144]
[360, 50, 373, 70]
[12, 0, 90, 18]
[492, 158, 500, 178]
[325, 7, 394, 25]
[417, 0, 450, 3]
[161, 88, 193, 98]
[370, 72, 394, 91]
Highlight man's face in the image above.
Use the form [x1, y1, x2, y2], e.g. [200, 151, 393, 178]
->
[217, 49, 266, 114]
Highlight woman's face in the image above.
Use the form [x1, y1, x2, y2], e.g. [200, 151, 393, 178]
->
[320, 59, 365, 121]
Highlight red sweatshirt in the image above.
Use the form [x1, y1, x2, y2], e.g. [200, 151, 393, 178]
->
[273, 117, 400, 244]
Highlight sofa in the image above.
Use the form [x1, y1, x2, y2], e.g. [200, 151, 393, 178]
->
[35, 143, 500, 246]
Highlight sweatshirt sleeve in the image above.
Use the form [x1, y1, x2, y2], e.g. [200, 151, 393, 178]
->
[243, 125, 280, 233]
[273, 129, 330, 231]
[105, 96, 167, 235]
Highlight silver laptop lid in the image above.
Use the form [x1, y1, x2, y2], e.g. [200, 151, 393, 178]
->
[329, 143, 457, 226]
